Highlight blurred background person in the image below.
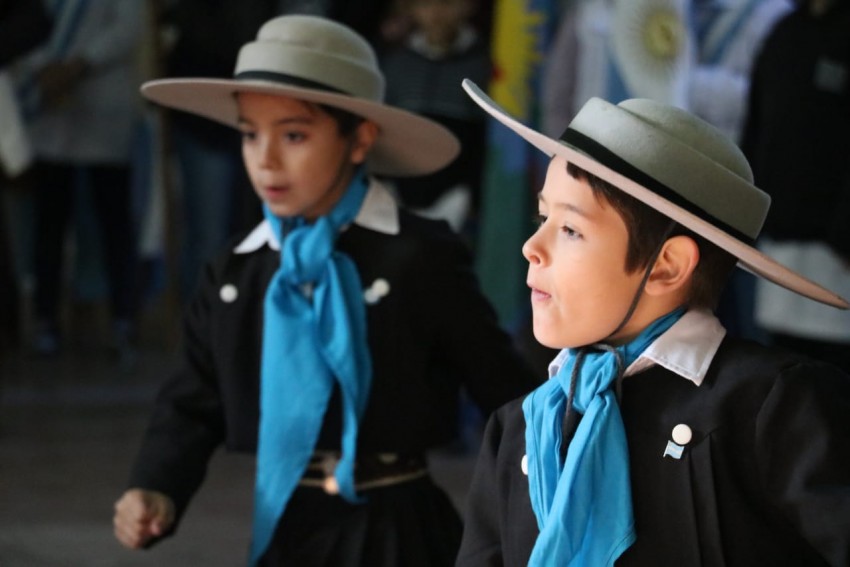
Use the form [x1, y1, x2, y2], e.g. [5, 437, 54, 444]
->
[381, 0, 491, 242]
[13, 0, 145, 359]
[743, 0, 850, 372]
[0, 0, 51, 355]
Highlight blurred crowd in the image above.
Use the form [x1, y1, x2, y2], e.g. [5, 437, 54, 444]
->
[0, 0, 847, 374]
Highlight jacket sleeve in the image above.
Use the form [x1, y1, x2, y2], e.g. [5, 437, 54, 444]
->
[457, 400, 540, 566]
[755, 361, 850, 566]
[412, 221, 541, 414]
[457, 408, 508, 566]
[127, 260, 227, 539]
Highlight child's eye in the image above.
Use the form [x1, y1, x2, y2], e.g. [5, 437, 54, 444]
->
[240, 130, 257, 142]
[284, 131, 306, 143]
[561, 225, 582, 240]
[532, 214, 547, 227]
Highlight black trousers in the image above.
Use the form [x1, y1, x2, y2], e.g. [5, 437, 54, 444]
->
[32, 161, 137, 326]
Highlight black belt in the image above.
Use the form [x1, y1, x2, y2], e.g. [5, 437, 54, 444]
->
[300, 452, 428, 494]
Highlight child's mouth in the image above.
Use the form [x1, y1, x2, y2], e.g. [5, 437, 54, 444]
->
[264, 185, 288, 196]
[529, 286, 550, 301]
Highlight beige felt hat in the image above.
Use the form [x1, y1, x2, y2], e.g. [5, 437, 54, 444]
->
[462, 79, 848, 309]
[141, 15, 460, 177]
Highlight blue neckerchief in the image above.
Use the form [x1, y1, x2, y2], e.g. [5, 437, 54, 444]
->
[523, 308, 684, 567]
[249, 171, 372, 564]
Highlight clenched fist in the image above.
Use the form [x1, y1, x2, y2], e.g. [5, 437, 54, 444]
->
[113, 489, 176, 549]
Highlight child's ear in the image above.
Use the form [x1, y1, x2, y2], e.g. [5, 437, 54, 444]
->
[349, 120, 379, 165]
[644, 235, 699, 298]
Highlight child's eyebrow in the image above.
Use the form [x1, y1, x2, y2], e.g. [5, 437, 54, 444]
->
[236, 115, 314, 126]
[537, 191, 590, 218]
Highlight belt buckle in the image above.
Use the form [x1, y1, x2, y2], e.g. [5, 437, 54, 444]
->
[319, 453, 340, 495]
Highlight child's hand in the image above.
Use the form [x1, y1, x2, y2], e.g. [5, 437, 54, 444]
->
[113, 489, 175, 549]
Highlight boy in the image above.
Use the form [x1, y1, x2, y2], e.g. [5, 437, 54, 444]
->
[111, 18, 538, 566]
[455, 79, 850, 566]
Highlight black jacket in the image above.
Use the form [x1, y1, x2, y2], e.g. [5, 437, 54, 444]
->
[129, 186, 540, 526]
[458, 338, 850, 566]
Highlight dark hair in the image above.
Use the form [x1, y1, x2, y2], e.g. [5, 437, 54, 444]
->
[231, 92, 365, 137]
[316, 103, 364, 137]
[566, 162, 736, 310]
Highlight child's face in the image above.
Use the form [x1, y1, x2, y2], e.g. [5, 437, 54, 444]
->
[410, 0, 471, 46]
[524, 157, 646, 349]
[237, 92, 371, 220]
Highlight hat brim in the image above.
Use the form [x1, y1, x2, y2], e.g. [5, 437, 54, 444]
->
[462, 79, 849, 309]
[141, 78, 460, 177]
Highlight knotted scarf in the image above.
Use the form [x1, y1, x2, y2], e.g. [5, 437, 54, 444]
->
[523, 308, 684, 566]
[249, 172, 372, 564]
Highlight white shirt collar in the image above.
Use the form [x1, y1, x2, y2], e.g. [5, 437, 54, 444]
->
[546, 309, 726, 387]
[234, 177, 400, 253]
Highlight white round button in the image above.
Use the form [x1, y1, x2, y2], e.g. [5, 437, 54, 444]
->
[219, 284, 238, 303]
[672, 424, 693, 445]
[372, 278, 390, 296]
[521, 454, 528, 475]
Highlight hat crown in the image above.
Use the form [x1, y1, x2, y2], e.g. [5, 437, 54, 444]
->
[619, 98, 753, 183]
[234, 15, 385, 102]
[567, 96, 768, 241]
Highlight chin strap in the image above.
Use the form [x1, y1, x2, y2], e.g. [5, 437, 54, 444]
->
[563, 219, 679, 430]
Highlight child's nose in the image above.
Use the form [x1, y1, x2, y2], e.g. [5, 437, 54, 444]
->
[258, 137, 281, 168]
[522, 234, 542, 265]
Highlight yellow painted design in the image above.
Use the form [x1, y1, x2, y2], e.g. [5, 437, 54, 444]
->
[490, 0, 547, 118]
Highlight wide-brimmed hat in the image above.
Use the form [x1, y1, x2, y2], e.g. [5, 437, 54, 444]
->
[462, 79, 848, 308]
[141, 15, 460, 177]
